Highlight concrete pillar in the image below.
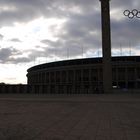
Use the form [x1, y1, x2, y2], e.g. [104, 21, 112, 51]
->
[99, 0, 112, 93]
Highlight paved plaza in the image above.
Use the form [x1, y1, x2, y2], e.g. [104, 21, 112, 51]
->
[0, 94, 140, 140]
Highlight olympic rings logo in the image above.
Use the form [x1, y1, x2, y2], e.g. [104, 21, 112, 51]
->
[123, 9, 140, 19]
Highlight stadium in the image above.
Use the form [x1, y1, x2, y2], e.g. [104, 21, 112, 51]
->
[1, 0, 139, 94]
[27, 56, 140, 94]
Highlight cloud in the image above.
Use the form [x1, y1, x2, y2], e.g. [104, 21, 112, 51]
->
[0, 34, 4, 40]
[0, 48, 18, 63]
[39, 9, 102, 58]
[0, 47, 31, 64]
[10, 38, 22, 42]
[9, 57, 31, 64]
[111, 18, 140, 50]
[0, 0, 140, 64]
[0, 0, 98, 27]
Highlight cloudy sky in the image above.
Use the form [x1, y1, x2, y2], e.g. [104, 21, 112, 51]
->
[0, 0, 140, 84]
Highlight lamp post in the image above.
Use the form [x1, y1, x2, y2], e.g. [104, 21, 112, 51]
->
[99, 0, 112, 93]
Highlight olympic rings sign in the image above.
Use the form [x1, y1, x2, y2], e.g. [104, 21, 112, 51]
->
[123, 9, 140, 19]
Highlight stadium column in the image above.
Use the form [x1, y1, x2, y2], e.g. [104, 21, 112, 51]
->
[99, 0, 112, 93]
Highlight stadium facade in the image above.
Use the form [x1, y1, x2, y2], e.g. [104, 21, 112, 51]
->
[26, 56, 140, 94]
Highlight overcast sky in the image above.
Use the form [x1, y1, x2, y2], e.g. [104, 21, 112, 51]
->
[0, 0, 140, 84]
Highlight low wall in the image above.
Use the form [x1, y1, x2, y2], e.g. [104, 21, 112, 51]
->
[0, 84, 140, 94]
[0, 84, 29, 94]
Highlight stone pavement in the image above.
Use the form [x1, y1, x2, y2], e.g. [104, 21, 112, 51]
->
[0, 94, 140, 140]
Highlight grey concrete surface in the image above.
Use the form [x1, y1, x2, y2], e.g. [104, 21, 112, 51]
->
[0, 94, 140, 140]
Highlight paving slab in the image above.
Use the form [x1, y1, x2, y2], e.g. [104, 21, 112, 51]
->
[0, 94, 140, 140]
